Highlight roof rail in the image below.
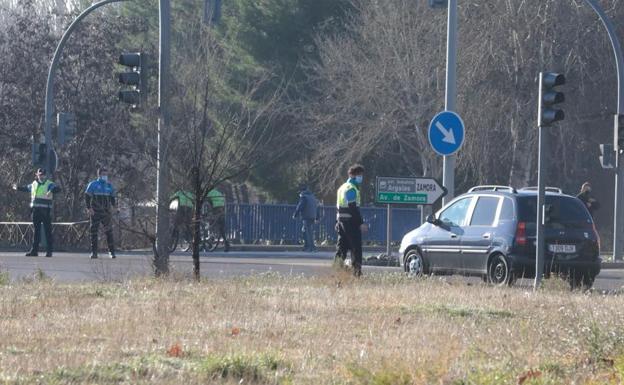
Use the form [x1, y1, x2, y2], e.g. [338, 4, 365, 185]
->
[519, 186, 563, 194]
[467, 185, 517, 193]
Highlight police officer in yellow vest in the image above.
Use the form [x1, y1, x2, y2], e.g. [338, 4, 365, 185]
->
[170, 190, 195, 245]
[207, 188, 230, 252]
[335, 164, 368, 276]
[13, 168, 61, 257]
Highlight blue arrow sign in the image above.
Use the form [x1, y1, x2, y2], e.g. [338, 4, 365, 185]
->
[428, 111, 465, 156]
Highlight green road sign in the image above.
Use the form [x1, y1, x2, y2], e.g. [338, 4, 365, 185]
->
[376, 177, 447, 205]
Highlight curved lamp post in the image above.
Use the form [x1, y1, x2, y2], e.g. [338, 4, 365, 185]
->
[583, 0, 624, 261]
[43, 0, 128, 176]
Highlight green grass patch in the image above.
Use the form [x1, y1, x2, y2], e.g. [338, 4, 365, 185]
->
[198, 352, 291, 383]
[401, 303, 514, 319]
[346, 364, 412, 385]
[0, 270, 9, 286]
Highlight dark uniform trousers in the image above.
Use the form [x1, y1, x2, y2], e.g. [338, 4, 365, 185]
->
[90, 210, 115, 253]
[335, 220, 363, 274]
[174, 206, 193, 242]
[212, 208, 230, 248]
[32, 207, 53, 254]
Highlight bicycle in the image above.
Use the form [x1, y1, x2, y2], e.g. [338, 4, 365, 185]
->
[168, 223, 192, 253]
[168, 202, 193, 253]
[169, 216, 225, 253]
[200, 219, 223, 252]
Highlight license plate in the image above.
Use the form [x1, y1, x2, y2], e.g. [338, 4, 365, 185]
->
[548, 244, 576, 254]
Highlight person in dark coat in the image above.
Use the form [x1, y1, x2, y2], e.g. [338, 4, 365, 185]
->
[577, 182, 600, 218]
[13, 168, 61, 257]
[292, 185, 319, 252]
[334, 165, 368, 276]
[85, 167, 117, 259]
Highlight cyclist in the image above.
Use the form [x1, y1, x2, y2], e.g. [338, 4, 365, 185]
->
[206, 187, 230, 252]
[169, 190, 194, 250]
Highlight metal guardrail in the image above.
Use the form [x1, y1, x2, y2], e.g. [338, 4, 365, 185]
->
[226, 204, 422, 244]
[0, 221, 90, 249]
[0, 204, 423, 249]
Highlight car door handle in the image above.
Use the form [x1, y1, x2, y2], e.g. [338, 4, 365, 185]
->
[482, 233, 491, 239]
[450, 234, 458, 239]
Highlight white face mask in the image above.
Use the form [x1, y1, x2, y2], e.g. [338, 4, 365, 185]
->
[100, 175, 108, 182]
[355, 175, 363, 184]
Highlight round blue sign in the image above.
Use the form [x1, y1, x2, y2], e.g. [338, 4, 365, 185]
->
[428, 111, 465, 156]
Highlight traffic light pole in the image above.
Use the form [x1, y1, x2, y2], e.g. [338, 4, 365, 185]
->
[154, 0, 172, 276]
[43, 0, 128, 177]
[442, 0, 458, 206]
[534, 72, 565, 290]
[535, 73, 547, 290]
[583, 0, 624, 261]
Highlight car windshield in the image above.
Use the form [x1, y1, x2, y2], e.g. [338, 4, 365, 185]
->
[517, 195, 593, 228]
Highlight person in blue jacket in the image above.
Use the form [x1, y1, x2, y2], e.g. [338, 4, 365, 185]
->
[85, 167, 117, 259]
[292, 184, 319, 252]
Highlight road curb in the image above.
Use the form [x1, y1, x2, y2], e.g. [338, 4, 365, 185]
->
[602, 262, 624, 269]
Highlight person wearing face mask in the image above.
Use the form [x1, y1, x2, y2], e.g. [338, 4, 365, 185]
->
[85, 167, 117, 259]
[12, 168, 61, 257]
[577, 182, 600, 218]
[334, 164, 368, 276]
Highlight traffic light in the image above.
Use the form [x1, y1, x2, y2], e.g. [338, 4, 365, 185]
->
[32, 142, 46, 168]
[538, 72, 565, 127]
[31, 138, 57, 174]
[600, 144, 615, 169]
[57, 112, 76, 145]
[118, 52, 147, 106]
[615, 114, 624, 153]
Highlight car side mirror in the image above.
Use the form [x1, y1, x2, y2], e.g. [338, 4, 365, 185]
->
[426, 214, 438, 225]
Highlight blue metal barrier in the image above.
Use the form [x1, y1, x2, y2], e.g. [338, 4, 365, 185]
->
[225, 204, 421, 244]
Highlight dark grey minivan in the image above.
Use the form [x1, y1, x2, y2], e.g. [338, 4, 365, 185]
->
[398, 186, 601, 287]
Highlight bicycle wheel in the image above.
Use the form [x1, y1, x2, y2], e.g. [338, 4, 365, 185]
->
[206, 234, 219, 252]
[200, 221, 219, 252]
[180, 231, 192, 252]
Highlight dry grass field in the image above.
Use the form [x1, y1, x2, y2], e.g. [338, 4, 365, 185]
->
[1, 270, 624, 385]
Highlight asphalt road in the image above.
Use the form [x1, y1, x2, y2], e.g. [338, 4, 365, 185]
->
[0, 250, 623, 292]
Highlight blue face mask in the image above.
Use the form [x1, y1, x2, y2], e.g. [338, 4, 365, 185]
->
[99, 175, 108, 182]
[355, 175, 363, 184]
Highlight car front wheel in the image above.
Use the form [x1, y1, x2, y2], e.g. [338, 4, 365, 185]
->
[404, 249, 426, 277]
[488, 254, 514, 286]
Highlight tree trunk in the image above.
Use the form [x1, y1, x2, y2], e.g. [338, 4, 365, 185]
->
[192, 165, 202, 281]
[192, 198, 202, 281]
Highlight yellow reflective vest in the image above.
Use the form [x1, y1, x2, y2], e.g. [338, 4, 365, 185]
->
[31, 180, 54, 209]
[336, 181, 360, 219]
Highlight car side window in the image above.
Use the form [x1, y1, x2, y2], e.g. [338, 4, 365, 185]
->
[470, 196, 500, 226]
[439, 198, 472, 227]
[499, 198, 514, 221]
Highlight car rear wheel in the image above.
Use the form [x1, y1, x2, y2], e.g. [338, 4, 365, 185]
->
[487, 254, 514, 286]
[404, 249, 426, 277]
